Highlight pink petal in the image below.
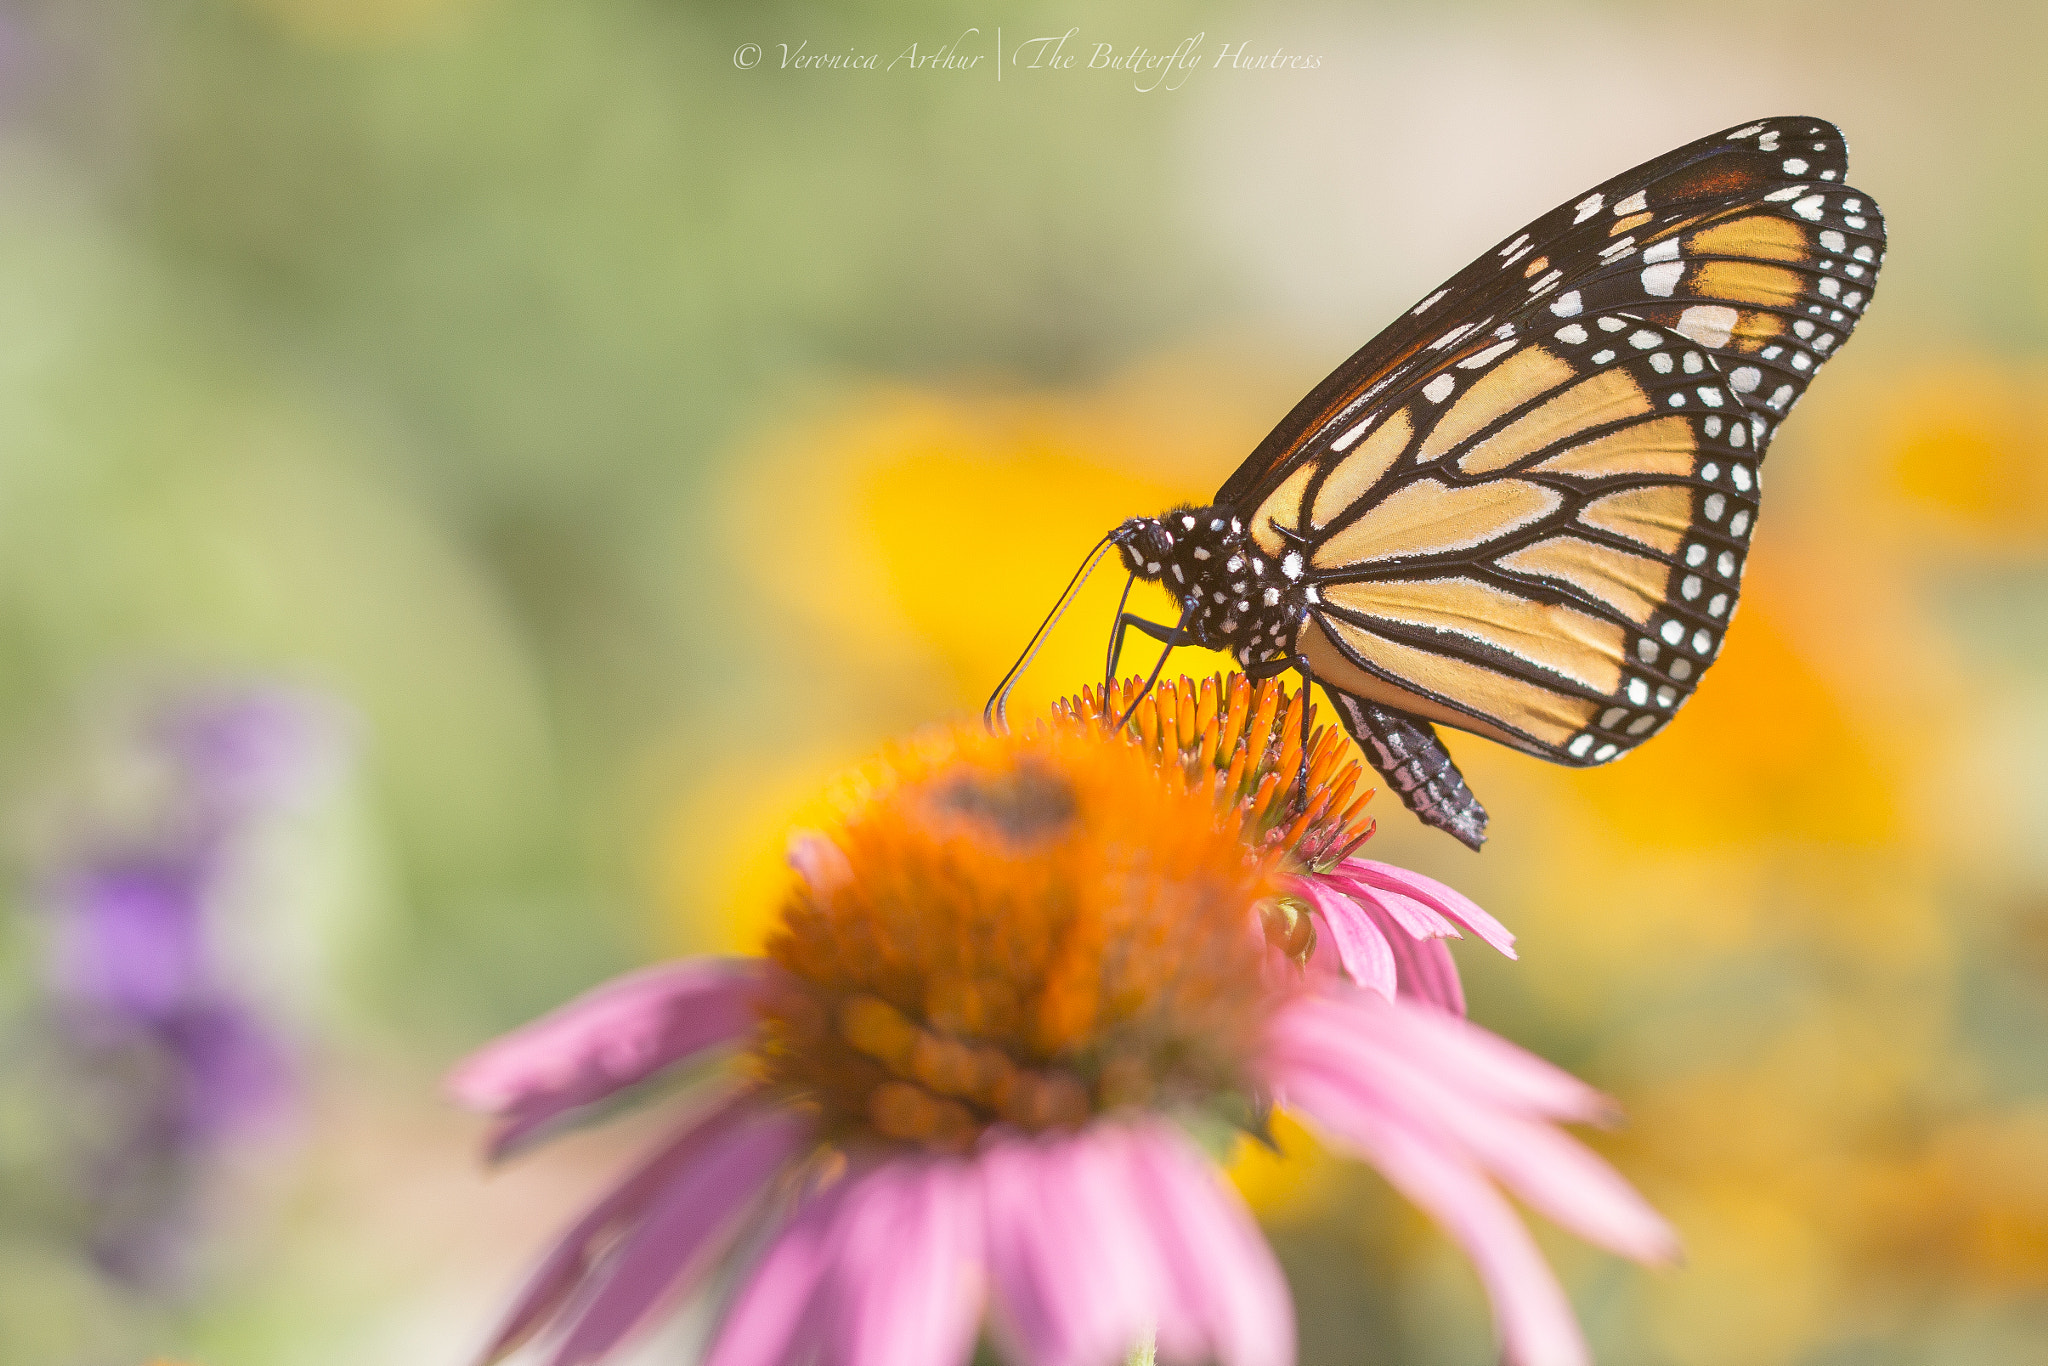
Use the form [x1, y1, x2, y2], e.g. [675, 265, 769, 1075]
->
[1342, 879, 1462, 940]
[1282, 1015, 1675, 1264]
[1275, 992, 1611, 1126]
[1298, 880, 1397, 1000]
[1279, 1064, 1589, 1366]
[1385, 933, 1466, 1016]
[702, 1177, 849, 1366]
[447, 959, 765, 1160]
[473, 1090, 758, 1364]
[830, 1161, 985, 1366]
[1124, 1124, 1293, 1366]
[1340, 858, 1517, 958]
[979, 1129, 1155, 1366]
[548, 1105, 807, 1366]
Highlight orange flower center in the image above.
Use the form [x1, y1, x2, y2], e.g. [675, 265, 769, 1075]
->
[755, 725, 1282, 1153]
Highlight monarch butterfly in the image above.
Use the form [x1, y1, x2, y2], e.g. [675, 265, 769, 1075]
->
[988, 116, 1886, 849]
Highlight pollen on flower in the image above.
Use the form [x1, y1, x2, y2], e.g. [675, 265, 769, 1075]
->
[755, 724, 1282, 1153]
[1053, 674, 1378, 873]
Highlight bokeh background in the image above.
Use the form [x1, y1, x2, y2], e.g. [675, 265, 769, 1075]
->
[0, 1, 2042, 1362]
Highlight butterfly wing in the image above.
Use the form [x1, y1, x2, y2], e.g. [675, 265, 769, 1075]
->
[1220, 116, 1882, 513]
[1288, 317, 1759, 769]
[1222, 116, 1884, 846]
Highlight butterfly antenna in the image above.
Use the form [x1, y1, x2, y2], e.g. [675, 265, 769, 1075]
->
[1111, 610, 1188, 733]
[984, 532, 1116, 732]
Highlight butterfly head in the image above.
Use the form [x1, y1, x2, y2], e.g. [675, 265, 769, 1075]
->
[1111, 512, 1179, 581]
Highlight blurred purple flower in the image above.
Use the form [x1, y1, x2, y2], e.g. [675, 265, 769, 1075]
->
[30, 684, 348, 1289]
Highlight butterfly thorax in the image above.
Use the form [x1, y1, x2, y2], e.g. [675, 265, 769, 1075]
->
[1112, 506, 1310, 666]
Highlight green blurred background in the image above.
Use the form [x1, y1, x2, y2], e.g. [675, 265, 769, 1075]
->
[0, 0, 2042, 1362]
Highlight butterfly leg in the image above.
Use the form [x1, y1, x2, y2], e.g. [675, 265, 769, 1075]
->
[1105, 612, 1182, 691]
[1327, 694, 1489, 852]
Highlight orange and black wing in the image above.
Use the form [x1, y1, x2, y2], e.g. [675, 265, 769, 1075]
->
[1218, 115, 1883, 513]
[1221, 116, 1884, 847]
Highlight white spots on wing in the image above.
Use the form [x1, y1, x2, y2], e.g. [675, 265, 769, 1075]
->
[1423, 374, 1456, 404]
[1595, 742, 1619, 761]
[1853, 244, 1877, 262]
[1844, 198, 1862, 212]
[1627, 677, 1650, 706]
[1815, 334, 1836, 352]
[1661, 619, 1685, 645]
[1769, 384, 1795, 409]
[1792, 352, 1812, 371]
[1756, 129, 1781, 152]
[1821, 169, 1838, 180]
[1702, 419, 1722, 440]
[1676, 304, 1739, 348]
[1591, 349, 1616, 364]
[1708, 593, 1729, 618]
[1793, 319, 1815, 339]
[1671, 657, 1694, 680]
[1549, 289, 1583, 317]
[1529, 268, 1564, 294]
[1698, 387, 1723, 407]
[1693, 628, 1715, 653]
[1643, 238, 1682, 264]
[1642, 261, 1684, 296]
[1730, 123, 1765, 138]
[1599, 237, 1637, 259]
[1262, 586, 1280, 607]
[1730, 509, 1752, 536]
[1459, 339, 1517, 369]
[1685, 543, 1707, 567]
[1731, 464, 1753, 492]
[1650, 352, 1674, 374]
[1782, 157, 1809, 175]
[1819, 229, 1846, 253]
[1730, 366, 1762, 394]
[1844, 290, 1864, 308]
[1792, 194, 1827, 221]
[1330, 414, 1374, 451]
[1763, 185, 1805, 203]
[1193, 546, 1210, 560]
[1573, 193, 1604, 224]
[1554, 323, 1589, 345]
[1637, 638, 1659, 663]
[1844, 263, 1866, 279]
[1629, 329, 1661, 349]
[1682, 351, 1705, 374]
[1499, 232, 1532, 259]
[1717, 550, 1737, 577]
[1597, 316, 1627, 333]
[1282, 551, 1304, 580]
[1413, 289, 1449, 315]
[1613, 189, 1649, 215]
[1430, 323, 1476, 350]
[1681, 574, 1702, 600]
[1668, 392, 1687, 407]
[1845, 214, 1869, 229]
[1568, 733, 1595, 758]
[1818, 277, 1842, 298]
[1655, 684, 1677, 707]
[1704, 492, 1727, 522]
[1627, 715, 1657, 736]
[1601, 706, 1628, 728]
